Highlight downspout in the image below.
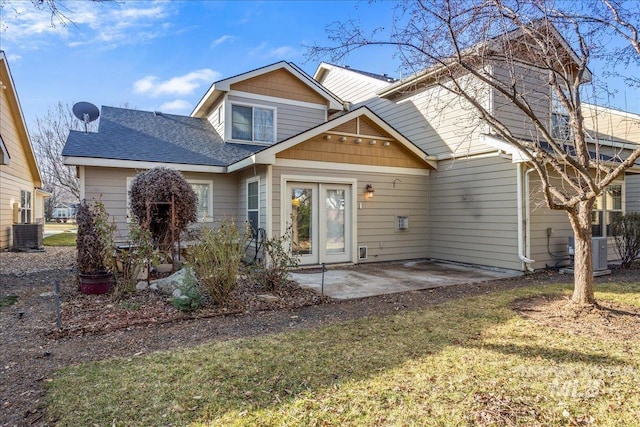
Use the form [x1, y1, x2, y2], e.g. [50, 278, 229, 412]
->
[517, 163, 535, 271]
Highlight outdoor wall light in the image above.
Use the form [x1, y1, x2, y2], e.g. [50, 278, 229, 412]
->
[339, 136, 347, 142]
[324, 134, 332, 140]
[369, 140, 377, 145]
[383, 141, 391, 147]
[354, 138, 362, 144]
[365, 184, 375, 199]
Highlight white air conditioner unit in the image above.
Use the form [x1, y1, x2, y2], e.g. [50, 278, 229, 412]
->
[567, 237, 608, 271]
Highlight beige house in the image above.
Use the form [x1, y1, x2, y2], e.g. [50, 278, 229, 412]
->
[63, 47, 639, 271]
[0, 51, 48, 250]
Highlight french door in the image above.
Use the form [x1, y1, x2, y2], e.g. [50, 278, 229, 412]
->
[287, 182, 352, 265]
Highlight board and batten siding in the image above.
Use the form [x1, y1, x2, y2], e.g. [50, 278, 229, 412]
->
[271, 165, 429, 263]
[227, 94, 325, 143]
[428, 156, 521, 270]
[82, 167, 238, 242]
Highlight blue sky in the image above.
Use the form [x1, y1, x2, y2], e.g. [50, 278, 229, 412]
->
[1, 0, 638, 129]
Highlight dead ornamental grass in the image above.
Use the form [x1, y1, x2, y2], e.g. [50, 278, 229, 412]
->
[45, 283, 640, 427]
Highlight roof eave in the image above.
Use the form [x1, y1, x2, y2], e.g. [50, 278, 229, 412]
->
[63, 156, 227, 173]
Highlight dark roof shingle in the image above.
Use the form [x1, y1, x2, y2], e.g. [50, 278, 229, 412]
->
[63, 106, 262, 167]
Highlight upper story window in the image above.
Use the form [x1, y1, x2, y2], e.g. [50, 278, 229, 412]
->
[231, 104, 275, 143]
[592, 183, 623, 237]
[551, 89, 572, 144]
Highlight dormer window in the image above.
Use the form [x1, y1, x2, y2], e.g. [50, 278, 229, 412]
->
[231, 104, 275, 143]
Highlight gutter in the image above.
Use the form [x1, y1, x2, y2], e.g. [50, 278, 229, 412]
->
[517, 163, 535, 271]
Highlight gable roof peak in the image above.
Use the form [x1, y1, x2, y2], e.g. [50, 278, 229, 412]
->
[192, 61, 343, 117]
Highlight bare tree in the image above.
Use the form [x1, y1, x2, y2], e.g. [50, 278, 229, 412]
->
[310, 0, 640, 305]
[31, 102, 96, 202]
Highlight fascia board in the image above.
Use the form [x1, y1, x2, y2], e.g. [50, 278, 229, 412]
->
[63, 156, 226, 173]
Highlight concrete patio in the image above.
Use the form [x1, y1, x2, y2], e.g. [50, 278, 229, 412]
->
[290, 259, 521, 299]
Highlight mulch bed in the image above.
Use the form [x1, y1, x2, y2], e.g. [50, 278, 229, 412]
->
[50, 278, 333, 338]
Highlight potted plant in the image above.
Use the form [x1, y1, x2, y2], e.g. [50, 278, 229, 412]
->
[76, 200, 116, 294]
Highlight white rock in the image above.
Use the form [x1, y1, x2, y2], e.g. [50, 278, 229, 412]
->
[153, 268, 187, 295]
[257, 294, 279, 303]
[172, 288, 182, 298]
[135, 281, 148, 291]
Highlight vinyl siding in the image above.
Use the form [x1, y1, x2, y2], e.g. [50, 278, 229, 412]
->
[528, 175, 574, 269]
[428, 156, 521, 270]
[529, 173, 632, 267]
[0, 68, 40, 249]
[491, 62, 550, 141]
[582, 104, 640, 145]
[82, 167, 238, 242]
[271, 164, 429, 263]
[321, 67, 491, 157]
[237, 166, 268, 231]
[627, 174, 640, 212]
[227, 94, 325, 143]
[205, 98, 225, 140]
[317, 66, 389, 105]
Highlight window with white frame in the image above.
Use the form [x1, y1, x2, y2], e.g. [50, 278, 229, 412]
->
[551, 89, 572, 143]
[247, 179, 259, 233]
[190, 182, 212, 221]
[126, 177, 213, 222]
[592, 183, 623, 237]
[231, 104, 275, 143]
[20, 190, 32, 224]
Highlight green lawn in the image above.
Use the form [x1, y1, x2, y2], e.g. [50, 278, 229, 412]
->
[42, 232, 76, 246]
[46, 283, 640, 426]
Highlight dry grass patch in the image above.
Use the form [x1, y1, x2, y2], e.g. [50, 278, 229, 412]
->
[45, 283, 640, 426]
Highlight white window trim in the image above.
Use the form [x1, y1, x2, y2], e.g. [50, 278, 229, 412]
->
[593, 181, 625, 237]
[247, 177, 260, 231]
[126, 177, 213, 223]
[20, 189, 32, 224]
[189, 179, 214, 222]
[227, 101, 277, 145]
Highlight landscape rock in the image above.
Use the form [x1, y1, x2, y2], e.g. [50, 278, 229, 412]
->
[257, 294, 279, 303]
[152, 268, 187, 295]
[135, 281, 148, 291]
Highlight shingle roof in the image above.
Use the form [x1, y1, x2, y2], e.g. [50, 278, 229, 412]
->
[333, 64, 398, 83]
[63, 106, 262, 166]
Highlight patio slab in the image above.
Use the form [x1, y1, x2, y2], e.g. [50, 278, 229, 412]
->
[290, 259, 521, 300]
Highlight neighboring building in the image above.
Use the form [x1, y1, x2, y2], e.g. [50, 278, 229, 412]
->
[52, 203, 77, 222]
[0, 51, 48, 250]
[62, 39, 639, 271]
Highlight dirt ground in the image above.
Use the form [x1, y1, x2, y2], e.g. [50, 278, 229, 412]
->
[1, 248, 639, 426]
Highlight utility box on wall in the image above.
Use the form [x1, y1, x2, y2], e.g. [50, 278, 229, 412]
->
[397, 216, 409, 230]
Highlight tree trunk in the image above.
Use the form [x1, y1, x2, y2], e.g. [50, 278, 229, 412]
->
[567, 200, 596, 305]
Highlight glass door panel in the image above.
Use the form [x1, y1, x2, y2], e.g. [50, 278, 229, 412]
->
[291, 186, 312, 255]
[325, 189, 345, 254]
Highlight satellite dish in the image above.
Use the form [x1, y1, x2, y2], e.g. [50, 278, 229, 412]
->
[72, 102, 100, 133]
